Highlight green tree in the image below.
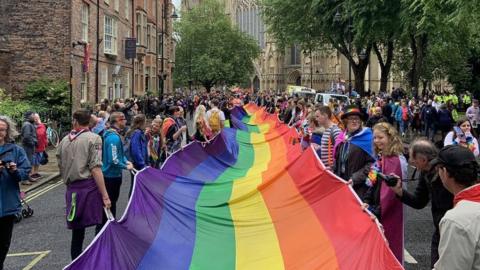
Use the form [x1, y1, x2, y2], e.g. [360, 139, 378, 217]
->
[261, 0, 403, 94]
[173, 0, 260, 92]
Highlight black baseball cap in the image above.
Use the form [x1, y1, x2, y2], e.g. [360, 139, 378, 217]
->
[430, 145, 478, 168]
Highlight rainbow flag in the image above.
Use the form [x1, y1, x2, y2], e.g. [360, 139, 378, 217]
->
[64, 104, 403, 270]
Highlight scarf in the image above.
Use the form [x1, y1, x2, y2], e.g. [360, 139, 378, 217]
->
[453, 183, 480, 206]
[68, 128, 89, 141]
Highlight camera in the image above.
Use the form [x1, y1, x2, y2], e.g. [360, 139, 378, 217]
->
[0, 159, 12, 169]
[377, 172, 399, 187]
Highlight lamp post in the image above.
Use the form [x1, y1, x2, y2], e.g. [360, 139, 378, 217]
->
[160, 1, 178, 97]
[334, 8, 352, 95]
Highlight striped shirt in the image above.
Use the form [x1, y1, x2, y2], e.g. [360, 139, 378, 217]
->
[320, 125, 341, 169]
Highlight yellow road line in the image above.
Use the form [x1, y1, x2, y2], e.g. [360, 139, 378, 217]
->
[7, 250, 51, 270]
[23, 251, 51, 270]
[25, 182, 63, 203]
[7, 251, 49, 257]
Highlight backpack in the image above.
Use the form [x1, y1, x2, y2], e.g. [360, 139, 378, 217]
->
[402, 107, 409, 121]
[209, 109, 222, 133]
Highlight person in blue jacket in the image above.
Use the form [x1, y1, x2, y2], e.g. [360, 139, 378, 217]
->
[126, 114, 148, 170]
[96, 112, 133, 233]
[0, 115, 31, 269]
[125, 114, 148, 196]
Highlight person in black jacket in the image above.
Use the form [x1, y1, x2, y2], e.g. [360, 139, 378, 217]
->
[390, 138, 453, 268]
[333, 106, 375, 199]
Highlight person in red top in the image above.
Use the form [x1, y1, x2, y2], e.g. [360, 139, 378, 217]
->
[31, 113, 47, 180]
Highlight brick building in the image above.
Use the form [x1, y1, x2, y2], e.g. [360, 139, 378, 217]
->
[0, 0, 176, 109]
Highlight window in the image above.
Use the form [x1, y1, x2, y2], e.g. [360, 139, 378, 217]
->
[152, 0, 156, 18]
[136, 12, 142, 45]
[291, 44, 301, 65]
[152, 26, 156, 54]
[150, 66, 156, 92]
[125, 0, 130, 20]
[81, 68, 88, 102]
[101, 66, 108, 99]
[144, 0, 147, 10]
[114, 0, 119, 12]
[146, 24, 151, 51]
[157, 33, 163, 56]
[104, 16, 118, 54]
[81, 3, 89, 42]
[139, 61, 144, 92]
[145, 66, 149, 92]
[142, 14, 147, 46]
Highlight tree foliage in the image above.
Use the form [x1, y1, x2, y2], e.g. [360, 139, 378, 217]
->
[261, 0, 403, 94]
[262, 0, 480, 95]
[173, 0, 260, 92]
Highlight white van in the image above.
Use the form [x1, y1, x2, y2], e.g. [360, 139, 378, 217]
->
[315, 93, 350, 106]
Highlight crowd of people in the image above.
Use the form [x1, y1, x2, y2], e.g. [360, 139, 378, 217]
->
[1, 88, 480, 270]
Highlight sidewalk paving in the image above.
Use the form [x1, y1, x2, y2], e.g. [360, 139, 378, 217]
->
[21, 147, 61, 194]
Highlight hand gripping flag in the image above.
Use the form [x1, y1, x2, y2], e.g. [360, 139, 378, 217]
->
[64, 104, 403, 270]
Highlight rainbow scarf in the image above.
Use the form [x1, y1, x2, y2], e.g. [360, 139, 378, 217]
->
[64, 104, 403, 270]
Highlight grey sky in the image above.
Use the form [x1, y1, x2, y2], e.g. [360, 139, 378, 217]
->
[173, 0, 181, 9]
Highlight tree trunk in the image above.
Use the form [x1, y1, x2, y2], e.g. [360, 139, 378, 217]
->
[373, 40, 394, 93]
[351, 46, 371, 96]
[408, 34, 428, 91]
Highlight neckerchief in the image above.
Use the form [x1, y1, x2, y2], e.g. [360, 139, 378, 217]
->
[69, 128, 89, 141]
[453, 183, 480, 206]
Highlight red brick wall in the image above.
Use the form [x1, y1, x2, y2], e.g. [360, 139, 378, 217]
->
[0, 0, 71, 97]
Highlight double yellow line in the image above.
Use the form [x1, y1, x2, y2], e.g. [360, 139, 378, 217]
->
[25, 181, 63, 203]
[7, 250, 51, 270]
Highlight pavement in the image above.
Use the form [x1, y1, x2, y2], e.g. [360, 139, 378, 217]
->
[20, 148, 61, 194]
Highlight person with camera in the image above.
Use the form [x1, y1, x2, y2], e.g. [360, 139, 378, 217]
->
[390, 138, 453, 268]
[443, 117, 479, 157]
[364, 122, 407, 264]
[333, 106, 375, 199]
[0, 116, 31, 270]
[431, 145, 480, 270]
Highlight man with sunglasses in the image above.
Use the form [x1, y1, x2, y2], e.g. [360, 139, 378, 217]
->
[390, 138, 453, 268]
[431, 145, 480, 270]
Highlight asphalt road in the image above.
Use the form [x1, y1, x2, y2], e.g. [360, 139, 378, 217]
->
[4, 165, 434, 270]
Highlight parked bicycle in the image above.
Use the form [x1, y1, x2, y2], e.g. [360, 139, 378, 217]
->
[46, 121, 61, 147]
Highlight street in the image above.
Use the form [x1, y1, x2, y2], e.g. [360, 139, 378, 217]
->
[4, 168, 433, 270]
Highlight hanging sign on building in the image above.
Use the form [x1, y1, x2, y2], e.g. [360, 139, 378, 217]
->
[125, 38, 137, 59]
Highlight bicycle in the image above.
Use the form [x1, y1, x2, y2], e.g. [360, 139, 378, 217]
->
[46, 122, 60, 147]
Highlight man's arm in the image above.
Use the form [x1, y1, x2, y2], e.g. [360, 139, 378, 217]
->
[433, 218, 475, 270]
[392, 173, 430, 209]
[91, 167, 111, 208]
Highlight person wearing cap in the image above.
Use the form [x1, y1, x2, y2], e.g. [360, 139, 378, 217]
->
[332, 105, 375, 199]
[390, 138, 453, 268]
[431, 145, 480, 270]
